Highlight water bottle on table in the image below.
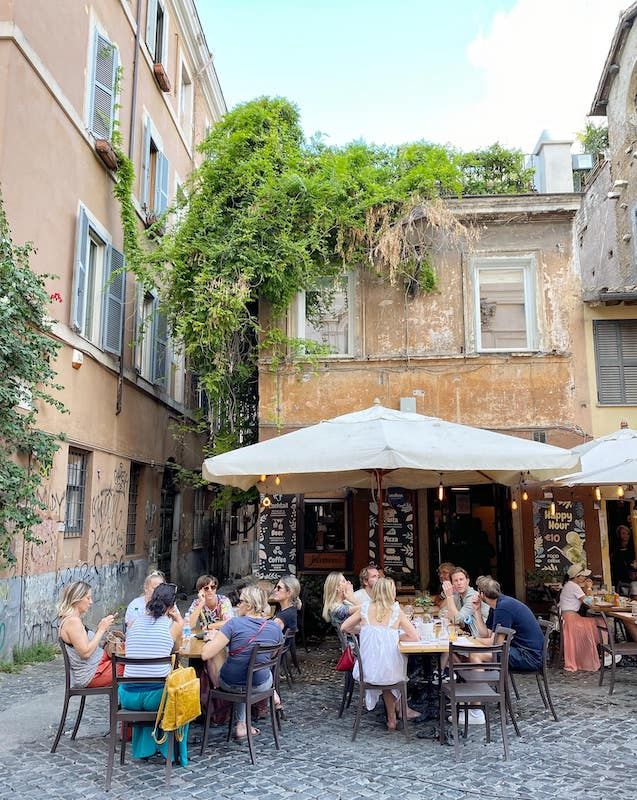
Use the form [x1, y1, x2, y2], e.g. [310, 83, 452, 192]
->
[182, 622, 191, 652]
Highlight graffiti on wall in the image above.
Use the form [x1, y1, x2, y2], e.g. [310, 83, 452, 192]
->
[89, 463, 129, 568]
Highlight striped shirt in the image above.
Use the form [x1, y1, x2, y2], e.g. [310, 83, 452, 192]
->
[123, 613, 174, 678]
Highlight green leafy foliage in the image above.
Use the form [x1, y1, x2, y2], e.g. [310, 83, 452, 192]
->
[458, 143, 536, 195]
[0, 191, 66, 566]
[577, 122, 608, 156]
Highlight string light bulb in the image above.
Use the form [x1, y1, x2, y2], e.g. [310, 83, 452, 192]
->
[522, 489, 529, 502]
[511, 499, 518, 511]
[274, 475, 281, 486]
[549, 501, 556, 517]
[259, 474, 266, 483]
[594, 486, 601, 502]
[262, 496, 272, 508]
[438, 481, 444, 502]
[617, 485, 625, 498]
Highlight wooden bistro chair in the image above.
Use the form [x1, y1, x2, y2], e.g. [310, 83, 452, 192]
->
[508, 619, 558, 721]
[51, 639, 113, 754]
[439, 641, 509, 761]
[597, 611, 637, 695]
[349, 635, 409, 742]
[105, 654, 174, 791]
[200, 642, 283, 765]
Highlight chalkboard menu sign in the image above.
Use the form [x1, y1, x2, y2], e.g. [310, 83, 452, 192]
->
[257, 494, 297, 580]
[369, 488, 415, 578]
[533, 499, 587, 576]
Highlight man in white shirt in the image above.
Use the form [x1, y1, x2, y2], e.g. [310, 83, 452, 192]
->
[125, 570, 165, 628]
[353, 565, 380, 603]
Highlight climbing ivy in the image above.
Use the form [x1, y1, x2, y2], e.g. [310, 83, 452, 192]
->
[0, 191, 66, 567]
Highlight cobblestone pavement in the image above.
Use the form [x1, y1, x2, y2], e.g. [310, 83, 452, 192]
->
[0, 640, 635, 800]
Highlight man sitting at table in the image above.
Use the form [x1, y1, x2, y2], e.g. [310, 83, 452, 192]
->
[353, 564, 381, 604]
[470, 575, 543, 672]
[441, 567, 489, 637]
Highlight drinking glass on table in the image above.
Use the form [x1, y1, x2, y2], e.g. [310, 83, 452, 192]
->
[404, 604, 414, 620]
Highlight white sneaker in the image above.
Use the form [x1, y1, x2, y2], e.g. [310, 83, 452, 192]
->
[603, 653, 622, 667]
[456, 709, 486, 725]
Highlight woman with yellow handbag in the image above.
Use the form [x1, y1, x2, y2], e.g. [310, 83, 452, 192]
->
[118, 583, 189, 764]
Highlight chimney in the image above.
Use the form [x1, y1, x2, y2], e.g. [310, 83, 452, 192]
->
[621, 420, 628, 428]
[531, 130, 575, 193]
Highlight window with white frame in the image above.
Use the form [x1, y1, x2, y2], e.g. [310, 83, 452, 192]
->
[138, 288, 167, 386]
[141, 118, 169, 217]
[473, 256, 536, 351]
[594, 319, 637, 404]
[295, 273, 354, 355]
[71, 206, 125, 354]
[88, 29, 118, 140]
[145, 0, 168, 67]
[178, 59, 193, 143]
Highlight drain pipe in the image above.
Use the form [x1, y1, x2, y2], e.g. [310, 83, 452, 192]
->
[116, 0, 143, 415]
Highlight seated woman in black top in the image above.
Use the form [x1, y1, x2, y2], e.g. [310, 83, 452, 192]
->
[271, 575, 301, 633]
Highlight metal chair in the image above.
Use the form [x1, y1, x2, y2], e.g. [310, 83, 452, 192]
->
[200, 642, 283, 765]
[51, 639, 113, 754]
[508, 619, 558, 721]
[439, 641, 509, 761]
[106, 654, 175, 790]
[336, 627, 356, 718]
[597, 611, 637, 695]
[349, 635, 409, 741]
[297, 585, 309, 653]
[279, 629, 296, 689]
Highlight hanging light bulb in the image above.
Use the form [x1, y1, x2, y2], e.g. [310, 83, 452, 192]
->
[617, 485, 625, 498]
[522, 489, 529, 502]
[259, 474, 266, 483]
[438, 482, 444, 502]
[511, 499, 518, 511]
[594, 486, 602, 502]
[262, 496, 272, 508]
[274, 475, 281, 486]
[549, 501, 556, 517]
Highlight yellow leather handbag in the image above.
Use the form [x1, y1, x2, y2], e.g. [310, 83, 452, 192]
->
[152, 662, 201, 744]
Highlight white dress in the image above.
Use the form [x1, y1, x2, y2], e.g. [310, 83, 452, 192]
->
[353, 601, 407, 710]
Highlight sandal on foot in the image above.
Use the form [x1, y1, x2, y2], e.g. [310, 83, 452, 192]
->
[234, 727, 261, 742]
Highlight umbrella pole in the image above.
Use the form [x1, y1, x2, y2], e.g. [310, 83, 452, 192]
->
[377, 470, 385, 572]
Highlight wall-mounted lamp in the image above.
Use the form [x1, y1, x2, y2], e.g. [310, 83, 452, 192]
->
[594, 486, 602, 501]
[71, 349, 84, 370]
[617, 485, 625, 498]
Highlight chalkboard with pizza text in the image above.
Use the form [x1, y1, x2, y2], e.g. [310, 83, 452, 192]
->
[369, 488, 415, 578]
[257, 494, 297, 580]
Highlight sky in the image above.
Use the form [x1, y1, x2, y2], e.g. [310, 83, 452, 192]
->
[195, 0, 630, 154]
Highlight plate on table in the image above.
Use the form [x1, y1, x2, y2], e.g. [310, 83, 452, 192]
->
[594, 601, 613, 607]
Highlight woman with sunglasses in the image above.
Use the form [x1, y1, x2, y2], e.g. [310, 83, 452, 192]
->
[186, 574, 233, 631]
[270, 575, 301, 633]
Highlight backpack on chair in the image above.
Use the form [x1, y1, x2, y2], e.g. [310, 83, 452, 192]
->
[152, 663, 201, 744]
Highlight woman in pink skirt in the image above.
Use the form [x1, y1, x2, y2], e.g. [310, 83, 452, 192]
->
[559, 564, 600, 672]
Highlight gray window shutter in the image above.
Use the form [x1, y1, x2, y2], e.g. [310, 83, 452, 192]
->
[145, 0, 158, 60]
[101, 246, 126, 355]
[72, 208, 89, 332]
[90, 32, 117, 139]
[141, 120, 151, 207]
[594, 319, 637, 404]
[152, 302, 167, 385]
[154, 152, 169, 214]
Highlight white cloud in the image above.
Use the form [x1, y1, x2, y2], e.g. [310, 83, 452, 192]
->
[454, 0, 628, 151]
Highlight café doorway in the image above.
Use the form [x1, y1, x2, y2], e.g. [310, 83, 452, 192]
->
[427, 483, 515, 594]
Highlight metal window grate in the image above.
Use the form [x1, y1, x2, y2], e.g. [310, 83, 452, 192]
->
[533, 430, 547, 443]
[64, 449, 88, 538]
[126, 464, 141, 555]
[192, 487, 206, 550]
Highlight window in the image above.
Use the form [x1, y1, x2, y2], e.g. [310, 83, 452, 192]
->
[178, 60, 193, 143]
[145, 0, 168, 66]
[88, 30, 118, 139]
[295, 274, 354, 355]
[533, 430, 547, 443]
[141, 119, 169, 216]
[594, 319, 637, 404]
[64, 449, 88, 538]
[304, 500, 347, 552]
[192, 488, 207, 549]
[473, 256, 536, 351]
[138, 289, 167, 386]
[126, 463, 141, 555]
[71, 207, 125, 354]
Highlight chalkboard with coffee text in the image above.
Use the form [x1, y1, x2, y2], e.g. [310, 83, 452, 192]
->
[257, 494, 297, 580]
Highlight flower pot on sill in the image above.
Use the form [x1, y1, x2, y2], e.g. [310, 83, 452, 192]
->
[95, 139, 118, 171]
[153, 62, 171, 93]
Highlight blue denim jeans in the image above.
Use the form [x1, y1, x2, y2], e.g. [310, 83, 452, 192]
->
[217, 672, 273, 722]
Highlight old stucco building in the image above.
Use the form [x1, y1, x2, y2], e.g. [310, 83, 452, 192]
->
[0, 0, 224, 658]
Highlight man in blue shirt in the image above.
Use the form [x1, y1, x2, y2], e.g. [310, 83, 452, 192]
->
[470, 575, 543, 671]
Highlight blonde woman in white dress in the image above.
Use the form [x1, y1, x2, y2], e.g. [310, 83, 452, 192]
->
[341, 577, 420, 730]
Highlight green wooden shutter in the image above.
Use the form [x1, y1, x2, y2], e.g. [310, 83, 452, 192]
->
[152, 302, 167, 385]
[101, 247, 126, 355]
[90, 31, 117, 139]
[154, 152, 169, 214]
[594, 319, 637, 404]
[71, 208, 89, 332]
[145, 0, 158, 60]
[141, 120, 152, 208]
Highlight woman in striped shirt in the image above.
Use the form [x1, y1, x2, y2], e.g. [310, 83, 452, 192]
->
[119, 583, 187, 764]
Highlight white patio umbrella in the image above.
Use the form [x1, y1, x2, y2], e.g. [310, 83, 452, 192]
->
[202, 404, 579, 494]
[555, 426, 637, 486]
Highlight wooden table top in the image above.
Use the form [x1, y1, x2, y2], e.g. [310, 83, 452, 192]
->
[398, 636, 482, 654]
[178, 636, 205, 659]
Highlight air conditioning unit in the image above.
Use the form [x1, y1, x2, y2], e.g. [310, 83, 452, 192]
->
[572, 153, 594, 170]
